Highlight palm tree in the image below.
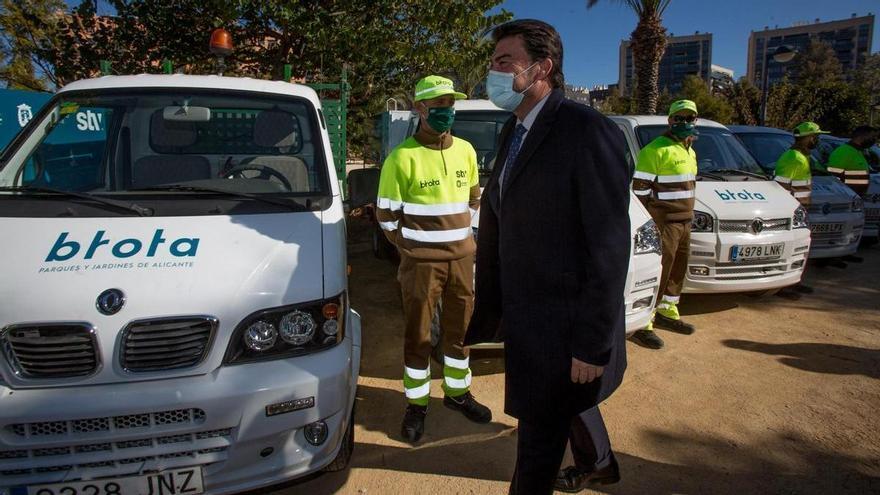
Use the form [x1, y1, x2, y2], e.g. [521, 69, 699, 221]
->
[588, 0, 672, 114]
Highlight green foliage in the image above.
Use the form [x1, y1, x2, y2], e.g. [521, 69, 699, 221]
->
[721, 78, 761, 126]
[676, 75, 733, 123]
[2, 0, 510, 156]
[0, 0, 65, 91]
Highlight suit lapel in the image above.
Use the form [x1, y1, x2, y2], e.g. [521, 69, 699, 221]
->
[501, 89, 563, 204]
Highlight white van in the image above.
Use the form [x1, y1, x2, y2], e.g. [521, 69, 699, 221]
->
[730, 125, 865, 258]
[611, 116, 811, 294]
[376, 100, 661, 336]
[0, 75, 361, 494]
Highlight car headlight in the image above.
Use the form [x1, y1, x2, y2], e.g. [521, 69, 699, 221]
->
[225, 292, 347, 364]
[691, 210, 714, 233]
[634, 219, 661, 255]
[851, 196, 863, 212]
[792, 205, 809, 229]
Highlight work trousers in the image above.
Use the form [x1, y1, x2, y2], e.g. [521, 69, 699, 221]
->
[658, 220, 692, 300]
[509, 407, 613, 495]
[398, 254, 474, 404]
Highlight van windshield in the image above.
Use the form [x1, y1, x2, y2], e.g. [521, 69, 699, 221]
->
[449, 110, 511, 174]
[0, 90, 329, 198]
[636, 125, 766, 176]
[734, 132, 794, 173]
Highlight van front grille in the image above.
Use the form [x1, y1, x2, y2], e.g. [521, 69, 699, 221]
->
[121, 317, 217, 372]
[0, 323, 99, 378]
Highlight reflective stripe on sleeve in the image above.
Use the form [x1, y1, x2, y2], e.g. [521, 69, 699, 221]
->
[791, 179, 811, 186]
[401, 227, 472, 243]
[379, 220, 399, 231]
[633, 171, 657, 181]
[826, 167, 845, 173]
[774, 176, 792, 184]
[377, 197, 403, 211]
[657, 173, 696, 183]
[846, 179, 869, 185]
[656, 190, 695, 200]
[634, 189, 652, 196]
[845, 170, 870, 176]
[403, 202, 469, 216]
[794, 191, 812, 198]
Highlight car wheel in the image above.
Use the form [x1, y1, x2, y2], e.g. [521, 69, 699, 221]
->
[323, 404, 355, 472]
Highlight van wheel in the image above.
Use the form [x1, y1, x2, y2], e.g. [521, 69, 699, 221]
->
[430, 303, 444, 366]
[372, 224, 395, 260]
[323, 405, 355, 472]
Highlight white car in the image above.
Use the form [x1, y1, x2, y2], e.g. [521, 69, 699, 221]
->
[385, 100, 661, 337]
[730, 125, 864, 258]
[0, 75, 361, 494]
[611, 116, 811, 294]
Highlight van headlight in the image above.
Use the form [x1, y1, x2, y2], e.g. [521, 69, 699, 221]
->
[792, 205, 809, 229]
[691, 210, 714, 233]
[634, 219, 661, 255]
[851, 196, 863, 212]
[225, 292, 347, 364]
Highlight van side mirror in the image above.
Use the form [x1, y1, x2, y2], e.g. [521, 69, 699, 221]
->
[347, 167, 381, 209]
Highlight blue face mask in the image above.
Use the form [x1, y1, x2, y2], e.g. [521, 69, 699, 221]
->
[486, 62, 539, 111]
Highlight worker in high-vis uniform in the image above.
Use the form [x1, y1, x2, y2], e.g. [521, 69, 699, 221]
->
[773, 122, 829, 295]
[827, 125, 878, 197]
[630, 100, 699, 350]
[376, 75, 492, 443]
[775, 121, 828, 207]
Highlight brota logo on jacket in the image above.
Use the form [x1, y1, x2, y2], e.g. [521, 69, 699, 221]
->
[46, 229, 200, 262]
[714, 189, 768, 202]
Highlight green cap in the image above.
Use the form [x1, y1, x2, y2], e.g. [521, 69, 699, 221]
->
[668, 99, 698, 116]
[414, 75, 467, 102]
[792, 121, 830, 137]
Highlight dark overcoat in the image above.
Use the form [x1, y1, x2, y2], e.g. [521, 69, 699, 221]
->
[464, 89, 632, 422]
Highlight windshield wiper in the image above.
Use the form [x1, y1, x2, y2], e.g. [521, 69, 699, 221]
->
[0, 186, 153, 216]
[130, 184, 310, 212]
[710, 168, 768, 180]
[697, 170, 725, 181]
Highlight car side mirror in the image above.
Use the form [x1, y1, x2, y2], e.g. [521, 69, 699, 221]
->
[347, 167, 381, 209]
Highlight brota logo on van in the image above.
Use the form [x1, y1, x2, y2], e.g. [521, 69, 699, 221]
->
[46, 229, 199, 262]
[714, 189, 767, 202]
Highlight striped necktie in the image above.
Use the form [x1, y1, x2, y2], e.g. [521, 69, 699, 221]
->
[500, 124, 527, 196]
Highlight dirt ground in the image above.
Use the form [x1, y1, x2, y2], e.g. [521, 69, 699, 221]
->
[269, 218, 880, 495]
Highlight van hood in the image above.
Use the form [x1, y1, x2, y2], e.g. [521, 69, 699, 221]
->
[812, 176, 857, 203]
[0, 213, 324, 326]
[696, 180, 800, 219]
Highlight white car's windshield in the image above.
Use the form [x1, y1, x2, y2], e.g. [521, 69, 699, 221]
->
[636, 125, 766, 176]
[0, 90, 329, 197]
[734, 132, 794, 174]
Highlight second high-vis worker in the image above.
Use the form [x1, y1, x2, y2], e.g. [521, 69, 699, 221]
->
[376, 75, 492, 444]
[827, 125, 878, 197]
[630, 100, 699, 349]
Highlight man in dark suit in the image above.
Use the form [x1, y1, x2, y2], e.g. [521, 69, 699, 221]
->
[464, 19, 631, 495]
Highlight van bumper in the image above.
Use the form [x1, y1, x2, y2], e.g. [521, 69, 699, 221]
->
[683, 230, 810, 294]
[0, 311, 362, 495]
[624, 253, 662, 335]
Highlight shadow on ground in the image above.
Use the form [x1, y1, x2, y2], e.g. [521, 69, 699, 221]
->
[723, 339, 880, 379]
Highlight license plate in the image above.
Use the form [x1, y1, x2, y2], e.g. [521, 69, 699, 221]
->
[22, 468, 203, 495]
[810, 223, 844, 233]
[730, 243, 784, 261]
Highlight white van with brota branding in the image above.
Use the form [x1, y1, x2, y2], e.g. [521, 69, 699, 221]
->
[611, 116, 812, 294]
[0, 75, 360, 495]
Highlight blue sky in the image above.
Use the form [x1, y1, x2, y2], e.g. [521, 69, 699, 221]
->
[498, 0, 880, 88]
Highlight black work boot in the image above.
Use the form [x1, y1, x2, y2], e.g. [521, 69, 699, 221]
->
[654, 313, 696, 335]
[555, 454, 621, 492]
[401, 404, 427, 443]
[629, 329, 664, 349]
[443, 391, 492, 423]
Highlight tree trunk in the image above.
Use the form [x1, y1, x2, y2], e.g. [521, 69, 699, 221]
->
[630, 16, 667, 115]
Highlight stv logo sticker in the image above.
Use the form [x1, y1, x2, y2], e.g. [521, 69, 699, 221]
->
[17, 103, 33, 127]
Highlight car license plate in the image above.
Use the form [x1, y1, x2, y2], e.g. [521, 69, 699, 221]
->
[21, 467, 203, 495]
[730, 243, 784, 261]
[810, 223, 844, 233]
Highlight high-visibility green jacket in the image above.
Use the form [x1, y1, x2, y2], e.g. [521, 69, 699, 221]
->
[774, 149, 812, 206]
[376, 136, 480, 260]
[633, 135, 698, 222]
[827, 143, 870, 195]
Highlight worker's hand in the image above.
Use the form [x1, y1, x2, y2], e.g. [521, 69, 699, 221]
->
[571, 358, 604, 384]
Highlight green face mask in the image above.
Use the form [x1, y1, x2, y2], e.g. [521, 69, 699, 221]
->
[426, 106, 455, 133]
[671, 122, 697, 139]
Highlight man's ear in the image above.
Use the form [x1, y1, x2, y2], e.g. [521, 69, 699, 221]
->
[538, 58, 553, 82]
